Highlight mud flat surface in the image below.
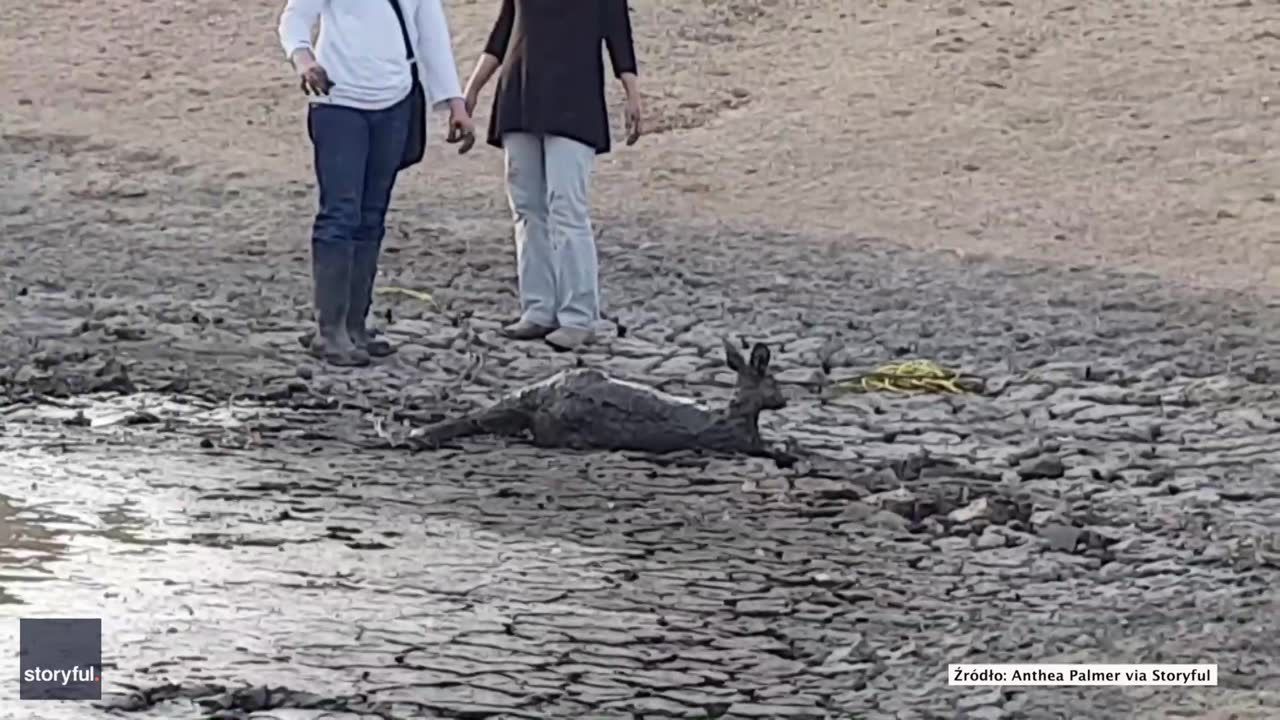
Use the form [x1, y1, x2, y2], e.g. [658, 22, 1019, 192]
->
[4, 129, 1280, 719]
[5, 0, 1280, 715]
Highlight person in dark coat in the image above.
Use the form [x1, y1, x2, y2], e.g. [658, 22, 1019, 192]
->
[462, 0, 642, 351]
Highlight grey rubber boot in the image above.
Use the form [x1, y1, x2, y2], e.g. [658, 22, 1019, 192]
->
[309, 241, 370, 367]
[347, 240, 395, 357]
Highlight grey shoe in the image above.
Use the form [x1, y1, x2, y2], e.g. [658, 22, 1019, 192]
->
[308, 333, 370, 367]
[502, 318, 556, 340]
[347, 240, 395, 358]
[544, 326, 594, 351]
[356, 330, 395, 358]
[310, 241, 370, 367]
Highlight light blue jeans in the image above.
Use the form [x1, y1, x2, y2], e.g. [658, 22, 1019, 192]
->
[502, 132, 599, 331]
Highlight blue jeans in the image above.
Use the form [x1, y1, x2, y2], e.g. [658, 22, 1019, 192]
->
[307, 94, 411, 251]
[305, 94, 410, 352]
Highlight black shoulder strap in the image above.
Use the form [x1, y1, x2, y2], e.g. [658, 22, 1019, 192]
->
[384, 0, 416, 63]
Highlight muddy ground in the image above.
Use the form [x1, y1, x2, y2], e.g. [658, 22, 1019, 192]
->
[4, 131, 1280, 718]
[4, 0, 1280, 718]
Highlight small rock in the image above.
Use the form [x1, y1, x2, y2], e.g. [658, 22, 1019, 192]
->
[825, 645, 855, 665]
[235, 686, 269, 711]
[91, 410, 161, 428]
[98, 692, 148, 711]
[948, 497, 990, 524]
[108, 326, 148, 341]
[1017, 456, 1064, 480]
[1137, 467, 1173, 486]
[917, 517, 945, 536]
[958, 689, 1003, 710]
[727, 702, 821, 717]
[975, 528, 1004, 549]
[1029, 510, 1062, 528]
[933, 536, 971, 552]
[195, 692, 234, 711]
[92, 358, 136, 393]
[1244, 365, 1271, 384]
[1039, 523, 1082, 552]
[776, 367, 820, 384]
[13, 365, 42, 385]
[867, 487, 917, 507]
[837, 501, 878, 521]
[866, 510, 910, 532]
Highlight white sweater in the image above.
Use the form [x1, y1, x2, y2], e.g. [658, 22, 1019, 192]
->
[278, 0, 464, 112]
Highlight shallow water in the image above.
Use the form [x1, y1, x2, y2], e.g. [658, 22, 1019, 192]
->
[3, 375, 1280, 719]
[0, 453, 578, 716]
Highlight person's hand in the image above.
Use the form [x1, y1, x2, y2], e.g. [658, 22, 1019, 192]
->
[463, 88, 479, 116]
[623, 91, 643, 145]
[293, 50, 333, 96]
[446, 97, 476, 154]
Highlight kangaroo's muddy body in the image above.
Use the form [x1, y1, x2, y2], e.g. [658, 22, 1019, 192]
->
[410, 339, 786, 454]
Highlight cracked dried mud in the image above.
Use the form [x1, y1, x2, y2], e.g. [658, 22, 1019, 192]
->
[4, 0, 1280, 718]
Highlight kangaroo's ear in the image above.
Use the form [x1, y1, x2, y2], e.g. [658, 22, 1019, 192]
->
[749, 343, 771, 374]
[723, 337, 747, 374]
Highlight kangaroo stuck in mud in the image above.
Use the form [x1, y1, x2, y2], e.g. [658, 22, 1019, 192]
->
[407, 339, 787, 454]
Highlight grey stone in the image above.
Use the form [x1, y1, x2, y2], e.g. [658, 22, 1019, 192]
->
[1039, 523, 1084, 552]
[948, 498, 990, 524]
[1017, 455, 1065, 480]
[975, 528, 1005, 549]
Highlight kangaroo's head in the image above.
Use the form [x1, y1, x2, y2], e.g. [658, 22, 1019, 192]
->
[722, 339, 786, 414]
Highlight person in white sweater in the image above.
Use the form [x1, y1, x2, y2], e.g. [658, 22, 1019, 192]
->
[278, 0, 474, 366]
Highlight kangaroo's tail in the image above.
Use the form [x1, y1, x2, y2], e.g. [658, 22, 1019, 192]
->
[408, 407, 526, 449]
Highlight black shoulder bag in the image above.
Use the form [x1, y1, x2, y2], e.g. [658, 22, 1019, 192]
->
[385, 0, 427, 170]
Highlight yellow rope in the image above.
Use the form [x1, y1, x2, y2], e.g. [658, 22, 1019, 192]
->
[831, 359, 976, 395]
[375, 286, 440, 310]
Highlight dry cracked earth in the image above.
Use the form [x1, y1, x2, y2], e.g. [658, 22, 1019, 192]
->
[5, 0, 1280, 718]
[4, 130, 1280, 720]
